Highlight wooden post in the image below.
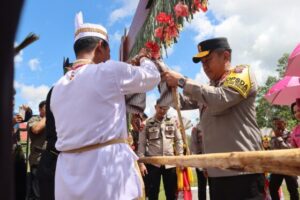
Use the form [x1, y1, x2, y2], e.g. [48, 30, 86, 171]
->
[119, 0, 152, 61]
[0, 0, 24, 199]
[140, 149, 300, 176]
[172, 88, 190, 155]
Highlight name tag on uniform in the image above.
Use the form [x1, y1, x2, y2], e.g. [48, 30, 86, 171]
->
[149, 127, 159, 132]
[165, 126, 175, 131]
[148, 127, 160, 140]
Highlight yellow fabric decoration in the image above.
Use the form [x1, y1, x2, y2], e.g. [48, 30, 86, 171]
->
[223, 65, 252, 98]
[187, 167, 194, 184]
[176, 167, 184, 190]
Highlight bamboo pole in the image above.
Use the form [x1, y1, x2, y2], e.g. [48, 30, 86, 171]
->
[139, 149, 300, 176]
[172, 88, 190, 155]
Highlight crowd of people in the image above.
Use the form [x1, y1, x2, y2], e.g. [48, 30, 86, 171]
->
[11, 12, 300, 200]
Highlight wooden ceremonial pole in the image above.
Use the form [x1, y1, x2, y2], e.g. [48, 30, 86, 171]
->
[140, 149, 300, 176]
[172, 88, 190, 155]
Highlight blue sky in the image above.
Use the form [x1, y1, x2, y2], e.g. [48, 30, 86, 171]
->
[14, 0, 300, 126]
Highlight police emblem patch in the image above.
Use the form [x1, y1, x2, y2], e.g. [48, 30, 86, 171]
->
[223, 65, 252, 98]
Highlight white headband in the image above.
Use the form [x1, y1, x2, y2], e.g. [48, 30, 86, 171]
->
[74, 11, 109, 43]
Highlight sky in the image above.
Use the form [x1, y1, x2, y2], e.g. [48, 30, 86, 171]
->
[14, 0, 300, 129]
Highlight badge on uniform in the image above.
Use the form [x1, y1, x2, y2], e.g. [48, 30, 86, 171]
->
[223, 65, 252, 98]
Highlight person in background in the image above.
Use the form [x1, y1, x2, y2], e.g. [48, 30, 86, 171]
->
[12, 89, 32, 200]
[190, 123, 208, 200]
[262, 136, 271, 150]
[37, 88, 59, 200]
[27, 100, 47, 199]
[290, 101, 300, 148]
[269, 117, 299, 200]
[129, 113, 148, 153]
[138, 102, 183, 200]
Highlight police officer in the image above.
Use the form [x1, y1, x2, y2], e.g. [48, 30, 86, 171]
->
[27, 100, 47, 199]
[162, 37, 264, 200]
[190, 122, 208, 200]
[138, 102, 183, 200]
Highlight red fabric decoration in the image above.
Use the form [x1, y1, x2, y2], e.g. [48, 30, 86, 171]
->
[174, 2, 189, 17]
[156, 12, 172, 24]
[145, 41, 160, 59]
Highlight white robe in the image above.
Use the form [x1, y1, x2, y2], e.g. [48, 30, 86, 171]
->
[51, 58, 160, 200]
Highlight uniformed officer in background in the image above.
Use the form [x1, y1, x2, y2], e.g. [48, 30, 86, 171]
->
[138, 102, 183, 200]
[190, 122, 208, 200]
[162, 37, 264, 200]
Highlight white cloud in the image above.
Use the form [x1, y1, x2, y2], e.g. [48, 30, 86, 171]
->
[14, 50, 23, 65]
[111, 31, 123, 43]
[28, 58, 41, 71]
[162, 45, 175, 58]
[14, 81, 50, 114]
[109, 0, 139, 25]
[187, 0, 300, 85]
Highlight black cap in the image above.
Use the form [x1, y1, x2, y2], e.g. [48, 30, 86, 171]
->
[192, 37, 231, 63]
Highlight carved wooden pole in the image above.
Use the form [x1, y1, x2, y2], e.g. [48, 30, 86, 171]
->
[140, 149, 300, 176]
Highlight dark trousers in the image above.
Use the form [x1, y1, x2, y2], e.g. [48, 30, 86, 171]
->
[14, 145, 27, 200]
[209, 174, 265, 200]
[196, 169, 208, 200]
[145, 164, 177, 200]
[269, 174, 299, 200]
[27, 165, 40, 199]
[37, 150, 57, 200]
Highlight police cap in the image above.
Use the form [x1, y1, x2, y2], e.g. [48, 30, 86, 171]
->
[192, 37, 231, 63]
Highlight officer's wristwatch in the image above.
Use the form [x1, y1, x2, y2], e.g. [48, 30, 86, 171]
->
[178, 76, 187, 88]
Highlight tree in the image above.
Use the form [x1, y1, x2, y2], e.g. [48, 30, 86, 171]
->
[256, 54, 297, 130]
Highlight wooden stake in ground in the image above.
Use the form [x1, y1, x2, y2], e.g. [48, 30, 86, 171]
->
[140, 149, 300, 176]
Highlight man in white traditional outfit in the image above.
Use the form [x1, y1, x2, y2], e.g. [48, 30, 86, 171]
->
[51, 12, 161, 200]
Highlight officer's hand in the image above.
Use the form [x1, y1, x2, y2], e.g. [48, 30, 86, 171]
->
[161, 70, 184, 88]
[138, 163, 148, 176]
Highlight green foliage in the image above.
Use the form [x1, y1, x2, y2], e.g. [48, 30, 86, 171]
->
[256, 54, 297, 130]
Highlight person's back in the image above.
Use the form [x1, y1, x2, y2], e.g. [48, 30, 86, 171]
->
[51, 12, 160, 200]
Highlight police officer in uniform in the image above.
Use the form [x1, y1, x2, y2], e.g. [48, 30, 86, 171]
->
[138, 102, 183, 200]
[190, 122, 208, 200]
[162, 37, 264, 200]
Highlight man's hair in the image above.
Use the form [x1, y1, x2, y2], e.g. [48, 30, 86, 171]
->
[213, 48, 232, 61]
[39, 100, 46, 109]
[73, 36, 108, 56]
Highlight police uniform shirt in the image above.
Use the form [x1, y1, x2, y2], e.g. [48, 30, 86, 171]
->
[138, 116, 183, 168]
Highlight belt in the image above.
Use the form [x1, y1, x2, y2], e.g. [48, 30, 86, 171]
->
[63, 138, 128, 153]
